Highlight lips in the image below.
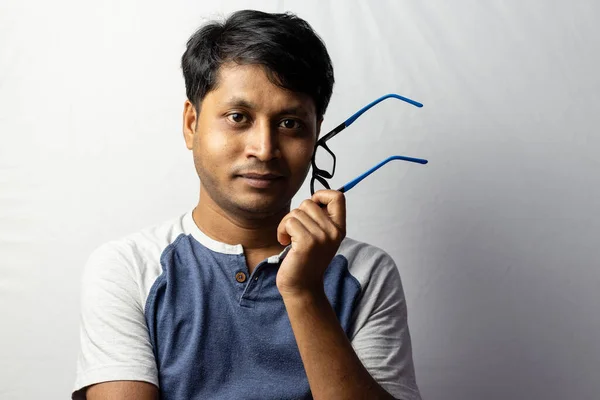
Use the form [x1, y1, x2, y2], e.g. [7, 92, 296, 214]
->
[238, 173, 283, 180]
[237, 172, 284, 189]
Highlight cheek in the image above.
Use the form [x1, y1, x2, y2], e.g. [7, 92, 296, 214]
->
[296, 140, 316, 162]
[195, 130, 236, 167]
[286, 141, 315, 172]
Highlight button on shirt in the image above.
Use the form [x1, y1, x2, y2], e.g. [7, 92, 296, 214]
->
[72, 210, 421, 399]
[235, 271, 247, 283]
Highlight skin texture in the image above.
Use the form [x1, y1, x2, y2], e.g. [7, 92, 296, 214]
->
[86, 381, 158, 399]
[186, 63, 322, 270]
[86, 63, 395, 399]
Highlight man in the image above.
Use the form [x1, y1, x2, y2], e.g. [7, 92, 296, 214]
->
[73, 9, 421, 400]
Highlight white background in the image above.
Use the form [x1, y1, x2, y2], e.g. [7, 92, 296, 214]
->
[1, 1, 599, 399]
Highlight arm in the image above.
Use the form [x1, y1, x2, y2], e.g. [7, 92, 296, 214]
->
[276, 191, 404, 399]
[282, 289, 396, 399]
[72, 242, 159, 399]
[86, 381, 158, 400]
[348, 249, 420, 399]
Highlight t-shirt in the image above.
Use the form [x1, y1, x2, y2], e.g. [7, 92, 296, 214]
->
[72, 209, 421, 399]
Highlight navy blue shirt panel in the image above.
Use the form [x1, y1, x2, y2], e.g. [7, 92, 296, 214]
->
[145, 233, 361, 400]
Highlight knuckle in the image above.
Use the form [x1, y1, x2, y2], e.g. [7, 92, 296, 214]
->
[300, 199, 313, 209]
[315, 230, 328, 243]
[285, 217, 297, 228]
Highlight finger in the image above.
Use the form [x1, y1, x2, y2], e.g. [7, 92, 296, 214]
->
[277, 214, 293, 245]
[311, 190, 346, 232]
[280, 216, 313, 250]
[277, 211, 318, 245]
[298, 199, 337, 236]
[288, 209, 328, 243]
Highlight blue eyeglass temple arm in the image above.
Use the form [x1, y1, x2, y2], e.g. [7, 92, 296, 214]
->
[319, 93, 424, 143]
[337, 155, 428, 193]
[279, 154, 428, 262]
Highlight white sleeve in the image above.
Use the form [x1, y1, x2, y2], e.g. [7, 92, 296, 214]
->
[349, 251, 421, 400]
[72, 242, 158, 399]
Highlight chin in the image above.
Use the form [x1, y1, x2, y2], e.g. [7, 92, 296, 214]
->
[239, 200, 286, 216]
[233, 194, 291, 217]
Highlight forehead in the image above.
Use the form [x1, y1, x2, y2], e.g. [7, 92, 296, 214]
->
[206, 63, 316, 116]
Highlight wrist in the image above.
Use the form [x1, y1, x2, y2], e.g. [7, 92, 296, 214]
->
[279, 285, 328, 305]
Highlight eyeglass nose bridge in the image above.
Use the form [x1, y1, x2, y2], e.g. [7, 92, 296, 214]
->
[311, 140, 337, 179]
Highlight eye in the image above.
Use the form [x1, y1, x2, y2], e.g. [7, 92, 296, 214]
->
[279, 119, 302, 129]
[227, 113, 248, 124]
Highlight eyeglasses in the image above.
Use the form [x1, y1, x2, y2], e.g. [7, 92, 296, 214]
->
[310, 93, 428, 195]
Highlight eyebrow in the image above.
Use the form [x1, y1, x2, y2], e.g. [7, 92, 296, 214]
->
[223, 97, 312, 118]
[224, 97, 256, 109]
[278, 106, 311, 119]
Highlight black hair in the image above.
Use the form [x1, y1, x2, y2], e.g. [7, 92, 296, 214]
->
[181, 9, 334, 119]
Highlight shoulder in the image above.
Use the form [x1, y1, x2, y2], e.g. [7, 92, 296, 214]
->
[336, 236, 401, 288]
[82, 212, 189, 304]
[73, 215, 188, 398]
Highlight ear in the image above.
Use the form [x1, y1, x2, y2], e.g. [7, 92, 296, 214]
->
[183, 100, 198, 150]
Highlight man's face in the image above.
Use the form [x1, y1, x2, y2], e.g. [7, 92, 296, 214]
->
[183, 63, 321, 219]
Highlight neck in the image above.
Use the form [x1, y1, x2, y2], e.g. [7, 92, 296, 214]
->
[192, 188, 288, 253]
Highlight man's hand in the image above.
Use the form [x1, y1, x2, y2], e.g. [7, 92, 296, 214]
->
[276, 190, 346, 296]
[275, 190, 398, 399]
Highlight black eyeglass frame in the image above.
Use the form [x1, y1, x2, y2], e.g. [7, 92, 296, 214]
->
[309, 93, 424, 195]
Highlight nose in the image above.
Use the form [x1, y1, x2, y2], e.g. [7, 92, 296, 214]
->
[245, 119, 281, 161]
